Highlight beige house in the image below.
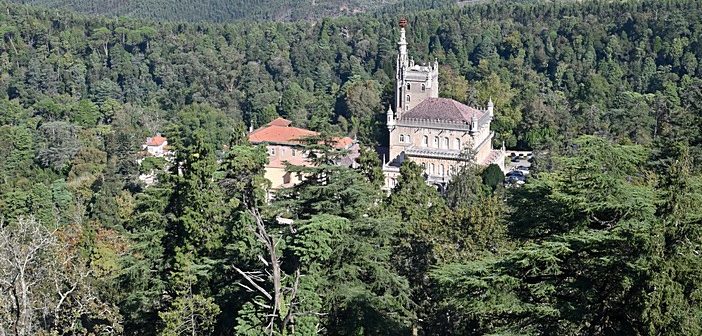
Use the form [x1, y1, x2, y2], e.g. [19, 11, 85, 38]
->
[248, 118, 358, 191]
[383, 19, 505, 191]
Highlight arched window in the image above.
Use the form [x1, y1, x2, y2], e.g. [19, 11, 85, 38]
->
[406, 95, 411, 102]
[406, 83, 411, 91]
[455, 138, 461, 150]
[421, 162, 427, 173]
[399, 134, 405, 143]
[443, 137, 449, 149]
[430, 163, 435, 175]
[421, 84, 426, 92]
[433, 136, 439, 147]
[406, 135, 411, 143]
[422, 135, 428, 147]
[440, 164, 445, 176]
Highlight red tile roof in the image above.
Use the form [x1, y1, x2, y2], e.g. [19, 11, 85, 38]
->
[401, 98, 486, 123]
[146, 134, 167, 146]
[248, 124, 317, 145]
[334, 136, 355, 149]
[248, 120, 354, 149]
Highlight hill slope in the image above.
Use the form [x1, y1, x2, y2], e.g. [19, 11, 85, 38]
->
[6, 0, 458, 22]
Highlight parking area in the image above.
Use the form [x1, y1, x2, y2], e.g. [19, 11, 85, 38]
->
[505, 151, 532, 186]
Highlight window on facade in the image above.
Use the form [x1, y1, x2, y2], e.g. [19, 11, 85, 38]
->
[440, 164, 445, 176]
[406, 95, 411, 102]
[270, 148, 276, 156]
[422, 135, 428, 147]
[430, 163, 435, 175]
[455, 138, 461, 150]
[292, 149, 296, 156]
[406, 135, 411, 143]
[283, 172, 291, 185]
[433, 136, 439, 147]
[406, 83, 411, 91]
[421, 84, 426, 92]
[442, 137, 449, 149]
[399, 134, 405, 143]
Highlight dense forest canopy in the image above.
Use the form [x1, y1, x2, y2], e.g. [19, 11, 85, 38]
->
[1, 0, 702, 334]
[5, 0, 459, 22]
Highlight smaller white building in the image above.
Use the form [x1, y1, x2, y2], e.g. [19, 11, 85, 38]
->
[143, 133, 169, 157]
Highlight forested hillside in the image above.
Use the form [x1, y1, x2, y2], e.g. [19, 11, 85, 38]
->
[6, 0, 457, 22]
[1, 0, 702, 334]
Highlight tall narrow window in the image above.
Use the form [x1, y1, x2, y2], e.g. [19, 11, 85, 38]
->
[430, 163, 435, 175]
[406, 95, 411, 102]
[421, 84, 426, 92]
[443, 137, 449, 149]
[422, 135, 428, 147]
[406, 135, 411, 143]
[399, 134, 405, 143]
[455, 138, 461, 150]
[406, 83, 411, 91]
[433, 136, 439, 147]
[440, 164, 445, 176]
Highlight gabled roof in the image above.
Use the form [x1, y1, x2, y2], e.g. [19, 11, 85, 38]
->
[248, 118, 356, 149]
[146, 134, 167, 146]
[400, 98, 486, 123]
[248, 124, 317, 145]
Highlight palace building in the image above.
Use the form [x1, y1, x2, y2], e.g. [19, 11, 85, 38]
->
[382, 19, 505, 191]
[248, 117, 359, 192]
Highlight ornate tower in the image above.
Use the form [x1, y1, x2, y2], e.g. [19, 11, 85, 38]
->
[393, 18, 439, 119]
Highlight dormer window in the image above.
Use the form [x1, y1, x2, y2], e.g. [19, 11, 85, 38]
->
[406, 95, 411, 102]
[421, 84, 426, 92]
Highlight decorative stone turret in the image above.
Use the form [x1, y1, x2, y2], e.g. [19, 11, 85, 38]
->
[487, 97, 494, 118]
[386, 105, 395, 129]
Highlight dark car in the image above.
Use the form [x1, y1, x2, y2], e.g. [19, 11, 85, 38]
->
[506, 170, 525, 177]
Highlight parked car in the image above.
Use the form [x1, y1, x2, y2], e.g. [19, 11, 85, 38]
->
[506, 174, 526, 185]
[516, 166, 530, 175]
[506, 170, 525, 177]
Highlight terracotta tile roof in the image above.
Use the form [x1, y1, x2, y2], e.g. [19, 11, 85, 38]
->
[400, 98, 486, 123]
[333, 136, 355, 149]
[146, 134, 167, 146]
[267, 117, 293, 127]
[248, 125, 317, 145]
[248, 122, 354, 149]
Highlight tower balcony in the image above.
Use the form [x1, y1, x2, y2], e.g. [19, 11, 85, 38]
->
[404, 146, 467, 160]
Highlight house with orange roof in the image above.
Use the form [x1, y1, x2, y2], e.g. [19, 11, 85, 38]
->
[143, 133, 169, 158]
[248, 117, 359, 190]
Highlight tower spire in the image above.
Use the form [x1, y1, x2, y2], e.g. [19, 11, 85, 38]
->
[398, 18, 409, 68]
